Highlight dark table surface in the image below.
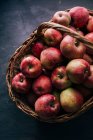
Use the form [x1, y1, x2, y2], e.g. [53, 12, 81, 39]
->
[1, 0, 93, 139]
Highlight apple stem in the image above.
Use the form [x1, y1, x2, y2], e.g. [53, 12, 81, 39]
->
[49, 101, 55, 107]
[75, 40, 79, 47]
[20, 77, 24, 82]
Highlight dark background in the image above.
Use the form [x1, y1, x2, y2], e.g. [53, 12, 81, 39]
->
[0, 0, 93, 139]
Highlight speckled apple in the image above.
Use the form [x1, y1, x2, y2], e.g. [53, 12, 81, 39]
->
[60, 87, 84, 113]
[35, 94, 60, 119]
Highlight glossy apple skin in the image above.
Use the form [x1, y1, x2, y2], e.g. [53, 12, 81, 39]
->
[40, 47, 63, 70]
[35, 94, 60, 119]
[51, 66, 71, 90]
[60, 35, 86, 59]
[83, 65, 93, 88]
[52, 11, 71, 26]
[20, 55, 42, 78]
[31, 42, 46, 58]
[60, 87, 84, 113]
[32, 75, 52, 96]
[12, 73, 31, 93]
[44, 28, 62, 46]
[66, 59, 90, 84]
[69, 6, 89, 28]
[87, 16, 93, 32]
[85, 32, 93, 55]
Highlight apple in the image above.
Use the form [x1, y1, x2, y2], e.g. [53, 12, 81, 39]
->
[83, 53, 93, 64]
[85, 32, 93, 55]
[83, 65, 93, 88]
[60, 87, 84, 113]
[40, 47, 63, 70]
[66, 59, 90, 84]
[75, 85, 92, 100]
[20, 55, 42, 78]
[35, 94, 60, 119]
[60, 35, 86, 59]
[52, 11, 71, 26]
[26, 93, 38, 107]
[31, 42, 46, 58]
[87, 16, 93, 32]
[12, 73, 31, 93]
[51, 66, 71, 90]
[43, 28, 62, 46]
[32, 75, 52, 96]
[69, 6, 89, 28]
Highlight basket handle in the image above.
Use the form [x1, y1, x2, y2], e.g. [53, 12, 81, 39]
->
[37, 21, 93, 50]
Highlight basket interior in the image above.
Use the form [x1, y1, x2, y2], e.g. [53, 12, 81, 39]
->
[6, 20, 93, 123]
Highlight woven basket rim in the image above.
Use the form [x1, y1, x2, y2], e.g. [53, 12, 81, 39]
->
[6, 9, 93, 123]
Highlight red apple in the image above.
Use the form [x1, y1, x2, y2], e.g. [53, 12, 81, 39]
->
[12, 73, 31, 93]
[20, 55, 42, 78]
[66, 59, 90, 84]
[44, 28, 62, 46]
[69, 6, 89, 28]
[83, 53, 93, 64]
[83, 65, 93, 88]
[51, 66, 71, 90]
[60, 35, 86, 59]
[85, 32, 93, 55]
[35, 94, 60, 119]
[31, 42, 46, 58]
[75, 85, 92, 100]
[52, 11, 71, 26]
[40, 47, 63, 70]
[87, 16, 93, 32]
[60, 87, 84, 113]
[32, 75, 52, 96]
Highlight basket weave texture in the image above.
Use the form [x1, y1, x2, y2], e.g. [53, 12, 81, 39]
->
[6, 9, 93, 123]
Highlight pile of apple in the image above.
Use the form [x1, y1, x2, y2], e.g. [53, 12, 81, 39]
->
[12, 6, 93, 120]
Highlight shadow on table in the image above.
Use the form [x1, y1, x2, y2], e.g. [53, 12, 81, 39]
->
[36, 108, 93, 140]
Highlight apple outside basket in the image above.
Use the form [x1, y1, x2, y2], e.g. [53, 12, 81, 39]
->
[6, 9, 93, 123]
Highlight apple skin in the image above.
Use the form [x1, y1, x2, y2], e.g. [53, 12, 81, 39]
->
[60, 87, 84, 113]
[32, 75, 52, 96]
[44, 28, 62, 46]
[85, 32, 93, 55]
[69, 6, 89, 28]
[87, 16, 93, 32]
[60, 35, 86, 59]
[83, 65, 93, 88]
[20, 55, 42, 78]
[83, 53, 93, 64]
[12, 73, 31, 93]
[52, 11, 71, 26]
[51, 66, 71, 90]
[31, 42, 46, 58]
[75, 85, 92, 100]
[35, 94, 60, 119]
[66, 59, 90, 84]
[40, 47, 63, 70]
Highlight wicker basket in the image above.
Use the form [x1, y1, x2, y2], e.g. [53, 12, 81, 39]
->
[6, 9, 93, 123]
